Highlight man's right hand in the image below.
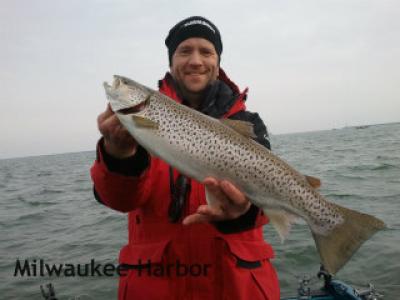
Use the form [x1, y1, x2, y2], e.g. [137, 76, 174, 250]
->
[97, 104, 138, 159]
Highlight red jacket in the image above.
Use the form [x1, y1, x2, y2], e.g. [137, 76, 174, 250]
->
[90, 70, 280, 300]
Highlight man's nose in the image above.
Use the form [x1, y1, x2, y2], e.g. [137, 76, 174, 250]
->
[187, 51, 202, 66]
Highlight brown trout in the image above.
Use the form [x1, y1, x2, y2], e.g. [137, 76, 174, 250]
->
[103, 75, 385, 275]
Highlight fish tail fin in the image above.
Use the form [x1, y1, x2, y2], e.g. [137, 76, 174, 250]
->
[312, 204, 385, 275]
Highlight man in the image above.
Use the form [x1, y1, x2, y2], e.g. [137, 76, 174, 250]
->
[91, 16, 280, 300]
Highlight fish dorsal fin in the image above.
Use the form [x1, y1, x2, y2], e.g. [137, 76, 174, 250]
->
[220, 119, 257, 139]
[264, 209, 299, 243]
[305, 175, 321, 189]
[131, 115, 159, 129]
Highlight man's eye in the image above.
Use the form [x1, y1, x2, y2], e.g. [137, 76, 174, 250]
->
[201, 50, 213, 56]
[179, 49, 192, 55]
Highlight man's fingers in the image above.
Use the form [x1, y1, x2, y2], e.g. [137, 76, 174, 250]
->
[204, 177, 231, 206]
[197, 204, 224, 218]
[220, 180, 248, 206]
[184, 178, 252, 224]
[182, 213, 211, 225]
[203, 177, 218, 186]
[99, 114, 123, 136]
[204, 177, 247, 208]
[97, 104, 114, 124]
[183, 205, 226, 225]
[203, 177, 251, 219]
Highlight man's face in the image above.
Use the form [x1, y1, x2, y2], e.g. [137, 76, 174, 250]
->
[170, 38, 219, 94]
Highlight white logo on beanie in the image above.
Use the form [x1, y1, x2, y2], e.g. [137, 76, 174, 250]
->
[182, 19, 216, 34]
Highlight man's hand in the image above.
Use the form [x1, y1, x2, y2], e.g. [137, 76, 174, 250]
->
[97, 104, 137, 158]
[182, 177, 251, 225]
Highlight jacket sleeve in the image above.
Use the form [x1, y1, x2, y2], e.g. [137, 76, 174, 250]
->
[229, 110, 271, 150]
[90, 138, 152, 213]
[213, 110, 271, 233]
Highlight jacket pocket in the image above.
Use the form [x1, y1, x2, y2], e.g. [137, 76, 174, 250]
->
[250, 261, 280, 300]
[119, 239, 171, 266]
[118, 240, 172, 300]
[218, 238, 279, 300]
[224, 238, 275, 262]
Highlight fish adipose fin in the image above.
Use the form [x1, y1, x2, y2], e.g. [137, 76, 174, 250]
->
[312, 203, 385, 275]
[131, 115, 159, 129]
[220, 119, 257, 139]
[305, 175, 321, 189]
[264, 209, 299, 242]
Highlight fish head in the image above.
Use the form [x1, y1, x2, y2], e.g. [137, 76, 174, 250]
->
[103, 75, 152, 114]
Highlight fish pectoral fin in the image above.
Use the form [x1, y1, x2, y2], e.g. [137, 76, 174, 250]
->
[131, 115, 159, 129]
[264, 209, 299, 243]
[305, 175, 322, 189]
[220, 119, 257, 139]
[205, 186, 217, 206]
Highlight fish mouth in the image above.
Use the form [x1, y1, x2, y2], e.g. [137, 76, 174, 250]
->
[116, 95, 150, 115]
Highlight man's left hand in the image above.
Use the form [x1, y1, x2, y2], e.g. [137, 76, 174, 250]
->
[182, 177, 251, 225]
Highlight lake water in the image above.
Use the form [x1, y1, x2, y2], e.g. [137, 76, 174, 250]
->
[1, 123, 399, 299]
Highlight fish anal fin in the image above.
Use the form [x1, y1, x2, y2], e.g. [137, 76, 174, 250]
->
[312, 204, 385, 275]
[221, 119, 257, 139]
[305, 175, 321, 189]
[264, 209, 298, 243]
[131, 115, 159, 129]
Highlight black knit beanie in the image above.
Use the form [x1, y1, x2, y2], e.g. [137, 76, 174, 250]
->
[165, 16, 223, 66]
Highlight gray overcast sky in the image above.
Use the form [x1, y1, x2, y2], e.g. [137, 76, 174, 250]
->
[1, 0, 399, 159]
